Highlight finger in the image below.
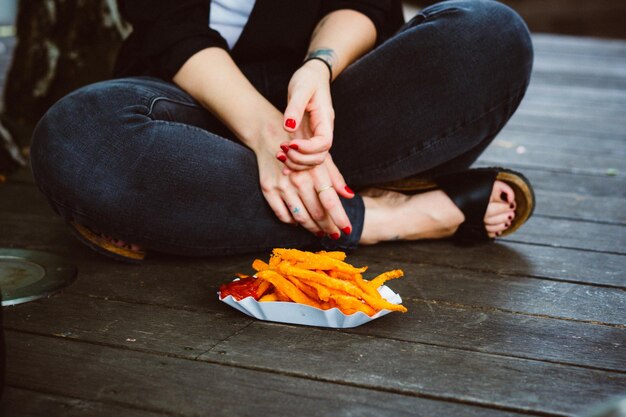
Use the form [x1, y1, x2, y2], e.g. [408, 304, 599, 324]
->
[287, 134, 332, 155]
[325, 156, 354, 199]
[284, 87, 313, 133]
[284, 149, 328, 167]
[290, 174, 338, 236]
[282, 192, 321, 234]
[263, 190, 295, 225]
[282, 156, 317, 172]
[313, 168, 352, 235]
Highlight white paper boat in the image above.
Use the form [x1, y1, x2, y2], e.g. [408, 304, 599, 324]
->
[218, 284, 402, 328]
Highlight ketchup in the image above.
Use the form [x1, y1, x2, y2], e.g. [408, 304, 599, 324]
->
[219, 277, 260, 301]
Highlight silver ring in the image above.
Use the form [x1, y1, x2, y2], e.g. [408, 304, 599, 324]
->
[316, 184, 334, 194]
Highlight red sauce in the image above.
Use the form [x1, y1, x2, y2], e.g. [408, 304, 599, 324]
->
[219, 277, 260, 301]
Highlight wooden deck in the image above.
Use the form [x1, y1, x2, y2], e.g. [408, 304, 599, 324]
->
[1, 33, 625, 417]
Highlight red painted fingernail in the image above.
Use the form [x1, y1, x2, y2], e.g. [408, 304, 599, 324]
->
[500, 192, 508, 202]
[316, 232, 325, 238]
[285, 118, 296, 129]
[289, 144, 299, 150]
[330, 232, 340, 240]
[342, 226, 352, 235]
[280, 145, 289, 153]
[345, 185, 354, 194]
[277, 155, 287, 163]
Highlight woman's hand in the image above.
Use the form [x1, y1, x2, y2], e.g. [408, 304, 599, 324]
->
[278, 59, 335, 172]
[256, 138, 354, 237]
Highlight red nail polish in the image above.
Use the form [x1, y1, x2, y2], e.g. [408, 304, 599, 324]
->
[510, 203, 515, 209]
[505, 223, 510, 227]
[345, 185, 354, 194]
[330, 232, 340, 240]
[277, 155, 287, 163]
[280, 145, 289, 153]
[508, 215, 512, 220]
[342, 226, 351, 235]
[316, 232, 325, 238]
[289, 144, 299, 150]
[500, 192, 508, 202]
[285, 118, 296, 129]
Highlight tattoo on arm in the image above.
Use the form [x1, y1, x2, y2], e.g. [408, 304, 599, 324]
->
[306, 48, 337, 71]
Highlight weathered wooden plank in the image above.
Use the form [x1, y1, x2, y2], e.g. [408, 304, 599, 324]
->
[526, 83, 626, 108]
[529, 71, 626, 91]
[515, 101, 626, 128]
[504, 119, 626, 143]
[532, 34, 626, 58]
[507, 109, 626, 139]
[478, 144, 625, 177]
[2, 293, 252, 358]
[6, 331, 530, 417]
[505, 216, 626, 254]
[533, 189, 625, 225]
[532, 55, 626, 81]
[2, 387, 168, 417]
[4, 291, 624, 373]
[346, 255, 626, 325]
[356, 240, 626, 288]
[200, 322, 626, 416]
[495, 129, 625, 156]
[522, 167, 626, 197]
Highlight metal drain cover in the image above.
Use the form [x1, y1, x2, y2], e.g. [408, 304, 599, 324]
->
[0, 249, 76, 306]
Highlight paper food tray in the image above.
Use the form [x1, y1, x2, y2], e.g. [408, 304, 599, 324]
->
[218, 284, 402, 328]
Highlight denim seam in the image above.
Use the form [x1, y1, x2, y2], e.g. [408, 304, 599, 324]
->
[345, 83, 529, 181]
[146, 97, 203, 119]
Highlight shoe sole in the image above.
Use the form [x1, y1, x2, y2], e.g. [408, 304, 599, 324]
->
[68, 221, 146, 264]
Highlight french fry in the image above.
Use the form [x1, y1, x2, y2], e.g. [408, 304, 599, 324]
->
[257, 270, 321, 308]
[369, 270, 404, 289]
[259, 293, 279, 302]
[330, 294, 376, 316]
[255, 279, 271, 299]
[252, 259, 270, 272]
[316, 251, 347, 261]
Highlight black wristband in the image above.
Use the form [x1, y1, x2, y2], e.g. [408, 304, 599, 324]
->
[303, 57, 333, 82]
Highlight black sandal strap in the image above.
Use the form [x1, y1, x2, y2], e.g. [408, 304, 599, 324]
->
[435, 169, 498, 242]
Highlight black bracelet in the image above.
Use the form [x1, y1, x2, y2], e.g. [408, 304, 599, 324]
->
[303, 57, 333, 82]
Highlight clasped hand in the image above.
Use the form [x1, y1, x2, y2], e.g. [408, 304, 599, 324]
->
[256, 61, 354, 238]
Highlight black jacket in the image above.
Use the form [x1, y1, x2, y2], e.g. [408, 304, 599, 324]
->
[114, 0, 404, 80]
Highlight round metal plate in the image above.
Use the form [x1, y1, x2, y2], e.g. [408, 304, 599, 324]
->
[0, 248, 76, 306]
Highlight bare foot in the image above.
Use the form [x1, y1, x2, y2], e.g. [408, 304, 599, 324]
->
[359, 180, 516, 244]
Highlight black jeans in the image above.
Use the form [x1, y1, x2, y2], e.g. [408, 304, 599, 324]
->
[30, 0, 533, 256]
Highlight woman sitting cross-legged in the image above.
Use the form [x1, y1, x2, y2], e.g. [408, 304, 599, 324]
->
[30, 0, 535, 263]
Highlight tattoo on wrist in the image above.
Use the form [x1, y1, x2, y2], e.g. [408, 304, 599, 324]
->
[305, 48, 336, 80]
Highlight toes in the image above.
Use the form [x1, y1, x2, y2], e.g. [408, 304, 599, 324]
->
[491, 180, 516, 205]
[485, 202, 513, 218]
[484, 211, 514, 226]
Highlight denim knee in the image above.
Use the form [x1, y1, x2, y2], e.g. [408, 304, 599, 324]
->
[415, 0, 533, 90]
[457, 0, 533, 86]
